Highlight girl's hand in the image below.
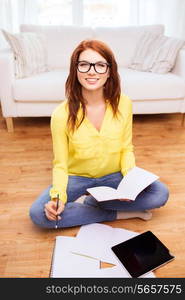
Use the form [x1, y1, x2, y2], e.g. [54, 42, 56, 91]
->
[118, 199, 133, 202]
[44, 200, 65, 221]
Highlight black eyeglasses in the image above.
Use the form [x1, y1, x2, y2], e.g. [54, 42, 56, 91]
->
[77, 61, 110, 74]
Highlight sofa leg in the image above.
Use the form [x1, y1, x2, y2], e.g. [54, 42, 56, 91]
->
[181, 113, 185, 126]
[5, 117, 14, 133]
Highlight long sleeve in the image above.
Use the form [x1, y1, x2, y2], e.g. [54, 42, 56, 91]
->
[120, 97, 136, 176]
[49, 106, 69, 204]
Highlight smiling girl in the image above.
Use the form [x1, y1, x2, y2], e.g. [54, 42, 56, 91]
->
[29, 40, 169, 228]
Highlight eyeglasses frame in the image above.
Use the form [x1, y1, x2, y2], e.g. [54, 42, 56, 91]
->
[77, 60, 110, 74]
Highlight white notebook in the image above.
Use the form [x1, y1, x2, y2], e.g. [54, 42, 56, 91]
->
[50, 236, 99, 278]
[87, 166, 159, 201]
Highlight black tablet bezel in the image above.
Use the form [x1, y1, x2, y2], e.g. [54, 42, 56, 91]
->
[111, 231, 175, 277]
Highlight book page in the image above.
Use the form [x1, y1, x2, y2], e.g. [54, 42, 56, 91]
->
[117, 167, 159, 200]
[72, 223, 138, 264]
[90, 264, 156, 278]
[90, 265, 131, 278]
[51, 236, 99, 277]
[86, 186, 119, 201]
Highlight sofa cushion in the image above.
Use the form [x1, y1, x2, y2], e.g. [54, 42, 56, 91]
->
[13, 68, 185, 103]
[13, 70, 68, 101]
[2, 29, 48, 78]
[20, 25, 94, 70]
[128, 32, 185, 73]
[119, 68, 185, 100]
[94, 25, 165, 67]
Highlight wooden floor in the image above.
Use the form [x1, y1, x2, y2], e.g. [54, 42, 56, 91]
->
[0, 109, 185, 278]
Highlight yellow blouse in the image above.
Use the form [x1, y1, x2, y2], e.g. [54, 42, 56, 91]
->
[49, 94, 135, 204]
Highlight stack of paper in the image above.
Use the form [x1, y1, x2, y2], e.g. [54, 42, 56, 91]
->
[50, 223, 156, 278]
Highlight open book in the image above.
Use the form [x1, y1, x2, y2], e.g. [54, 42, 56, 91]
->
[86, 167, 159, 201]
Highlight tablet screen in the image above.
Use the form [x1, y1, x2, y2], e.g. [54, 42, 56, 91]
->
[111, 231, 174, 277]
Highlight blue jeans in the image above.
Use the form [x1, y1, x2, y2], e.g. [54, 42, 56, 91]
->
[29, 172, 169, 228]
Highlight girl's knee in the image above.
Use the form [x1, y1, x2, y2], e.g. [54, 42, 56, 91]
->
[161, 183, 169, 206]
[141, 181, 169, 210]
[156, 181, 169, 207]
[29, 204, 41, 226]
[29, 204, 50, 228]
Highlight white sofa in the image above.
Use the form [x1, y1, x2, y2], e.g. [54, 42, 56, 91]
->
[0, 24, 185, 132]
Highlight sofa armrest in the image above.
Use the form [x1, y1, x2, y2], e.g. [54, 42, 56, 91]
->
[0, 49, 16, 117]
[172, 47, 185, 78]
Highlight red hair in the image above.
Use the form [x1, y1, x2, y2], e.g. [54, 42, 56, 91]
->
[65, 39, 121, 132]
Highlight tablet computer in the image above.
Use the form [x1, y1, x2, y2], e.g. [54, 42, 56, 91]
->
[111, 231, 175, 277]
